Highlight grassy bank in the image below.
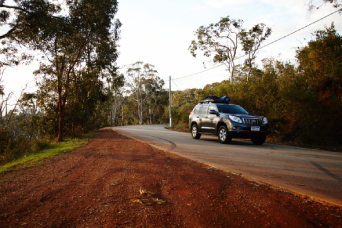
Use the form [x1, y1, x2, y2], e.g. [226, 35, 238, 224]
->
[0, 133, 94, 174]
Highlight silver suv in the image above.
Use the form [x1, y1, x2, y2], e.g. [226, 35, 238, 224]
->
[189, 102, 270, 145]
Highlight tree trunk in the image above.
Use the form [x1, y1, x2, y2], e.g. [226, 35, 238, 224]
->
[112, 102, 118, 126]
[57, 101, 65, 142]
[230, 64, 235, 83]
[247, 58, 252, 83]
[138, 92, 143, 125]
[138, 103, 143, 125]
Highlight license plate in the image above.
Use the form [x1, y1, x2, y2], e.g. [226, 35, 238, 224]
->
[251, 126, 260, 131]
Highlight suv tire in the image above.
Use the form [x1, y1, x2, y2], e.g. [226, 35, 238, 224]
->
[218, 125, 231, 144]
[191, 124, 201, 139]
[251, 135, 266, 145]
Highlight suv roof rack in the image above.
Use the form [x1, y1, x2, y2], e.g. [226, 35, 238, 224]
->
[200, 96, 230, 104]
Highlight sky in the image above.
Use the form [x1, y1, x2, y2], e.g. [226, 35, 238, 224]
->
[1, 0, 342, 102]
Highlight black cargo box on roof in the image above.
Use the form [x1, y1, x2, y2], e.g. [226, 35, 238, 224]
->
[200, 96, 230, 104]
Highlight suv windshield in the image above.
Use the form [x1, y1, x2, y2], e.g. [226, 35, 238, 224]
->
[217, 104, 249, 114]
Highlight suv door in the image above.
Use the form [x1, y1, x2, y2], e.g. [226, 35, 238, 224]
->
[207, 104, 219, 132]
[197, 104, 209, 131]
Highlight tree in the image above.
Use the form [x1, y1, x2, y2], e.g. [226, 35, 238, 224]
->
[189, 16, 243, 83]
[0, 68, 27, 128]
[296, 23, 342, 104]
[109, 91, 123, 126]
[145, 75, 166, 124]
[0, 0, 60, 67]
[189, 17, 271, 84]
[240, 23, 272, 82]
[33, 0, 121, 141]
[0, 0, 59, 40]
[307, 0, 342, 13]
[18, 92, 41, 141]
[125, 62, 163, 125]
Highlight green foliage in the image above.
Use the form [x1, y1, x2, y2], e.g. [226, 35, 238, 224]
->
[0, 137, 89, 174]
[0, 126, 32, 164]
[0, 1, 122, 166]
[124, 61, 165, 125]
[189, 16, 271, 83]
[189, 16, 243, 82]
[30, 0, 121, 141]
[240, 23, 272, 81]
[296, 23, 342, 88]
[0, 0, 60, 67]
[32, 137, 51, 153]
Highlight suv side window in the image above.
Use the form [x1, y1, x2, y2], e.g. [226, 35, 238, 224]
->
[199, 105, 208, 114]
[192, 105, 200, 114]
[209, 105, 218, 112]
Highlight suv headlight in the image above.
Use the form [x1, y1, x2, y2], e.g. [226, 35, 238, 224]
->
[229, 115, 242, 123]
[263, 117, 268, 124]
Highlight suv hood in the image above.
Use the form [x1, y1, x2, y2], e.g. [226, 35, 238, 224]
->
[220, 113, 264, 119]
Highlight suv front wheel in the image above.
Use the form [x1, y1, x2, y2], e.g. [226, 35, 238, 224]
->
[218, 125, 231, 144]
[191, 124, 201, 139]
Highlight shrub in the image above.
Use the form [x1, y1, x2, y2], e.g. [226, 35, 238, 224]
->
[32, 137, 51, 153]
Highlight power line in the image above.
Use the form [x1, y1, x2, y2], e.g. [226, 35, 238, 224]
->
[173, 63, 225, 81]
[169, 8, 341, 82]
[258, 8, 341, 50]
[172, 79, 180, 90]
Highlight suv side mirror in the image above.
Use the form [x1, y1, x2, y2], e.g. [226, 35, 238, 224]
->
[209, 110, 217, 115]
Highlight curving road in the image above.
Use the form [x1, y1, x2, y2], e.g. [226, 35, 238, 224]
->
[112, 125, 342, 205]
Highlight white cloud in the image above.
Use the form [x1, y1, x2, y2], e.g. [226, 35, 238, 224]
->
[189, 4, 208, 11]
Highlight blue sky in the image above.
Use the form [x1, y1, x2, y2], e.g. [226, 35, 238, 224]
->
[2, 0, 342, 100]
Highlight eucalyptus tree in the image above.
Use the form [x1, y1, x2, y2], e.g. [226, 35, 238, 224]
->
[189, 16, 243, 83]
[0, 0, 60, 67]
[240, 23, 272, 82]
[0, 0, 59, 39]
[18, 92, 40, 141]
[33, 0, 121, 141]
[125, 62, 163, 125]
[145, 74, 166, 124]
[296, 23, 342, 93]
[190, 16, 272, 84]
[105, 71, 125, 126]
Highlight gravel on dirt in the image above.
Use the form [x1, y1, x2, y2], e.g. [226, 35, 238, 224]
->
[0, 128, 341, 227]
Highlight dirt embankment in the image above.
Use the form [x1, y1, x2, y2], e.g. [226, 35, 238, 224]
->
[0, 129, 341, 227]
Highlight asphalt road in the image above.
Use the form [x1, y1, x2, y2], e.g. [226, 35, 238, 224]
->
[112, 125, 342, 206]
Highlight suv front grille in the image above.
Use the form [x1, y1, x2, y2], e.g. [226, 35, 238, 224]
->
[242, 118, 262, 125]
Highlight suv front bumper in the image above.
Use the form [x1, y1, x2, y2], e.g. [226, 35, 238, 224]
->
[228, 124, 270, 138]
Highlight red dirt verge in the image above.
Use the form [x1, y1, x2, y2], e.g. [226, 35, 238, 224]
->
[0, 128, 341, 227]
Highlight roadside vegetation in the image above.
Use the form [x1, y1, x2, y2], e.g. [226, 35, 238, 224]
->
[0, 0, 122, 166]
[0, 134, 92, 174]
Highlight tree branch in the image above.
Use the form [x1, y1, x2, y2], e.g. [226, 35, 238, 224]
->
[0, 26, 17, 40]
[0, 4, 28, 12]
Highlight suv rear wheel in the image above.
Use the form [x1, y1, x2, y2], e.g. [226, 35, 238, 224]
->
[191, 124, 201, 139]
[251, 135, 266, 145]
[218, 125, 231, 144]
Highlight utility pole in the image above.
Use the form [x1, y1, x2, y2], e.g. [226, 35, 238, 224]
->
[121, 105, 123, 126]
[149, 105, 152, 124]
[169, 76, 172, 128]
